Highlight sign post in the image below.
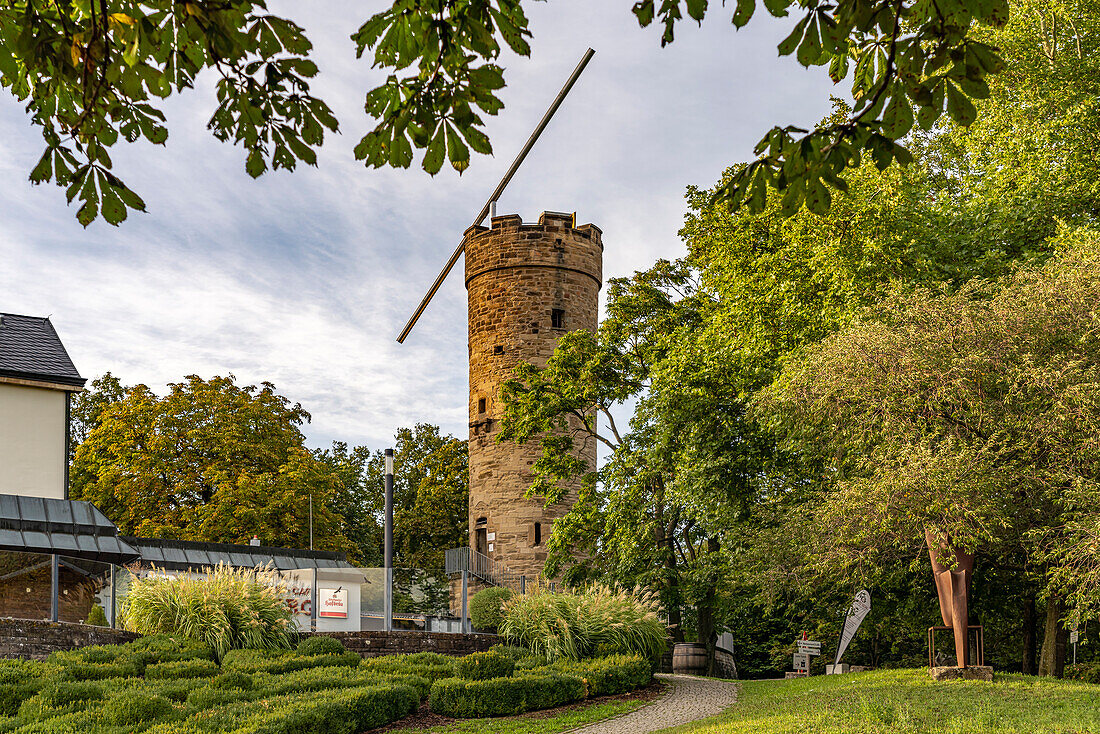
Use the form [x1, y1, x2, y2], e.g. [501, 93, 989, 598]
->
[787, 637, 822, 678]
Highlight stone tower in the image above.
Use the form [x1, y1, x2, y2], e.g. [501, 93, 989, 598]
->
[464, 211, 602, 583]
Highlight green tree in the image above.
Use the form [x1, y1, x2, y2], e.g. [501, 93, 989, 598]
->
[69, 371, 127, 447]
[367, 424, 468, 574]
[2, 0, 1019, 225]
[499, 261, 775, 668]
[755, 227, 1100, 677]
[71, 374, 351, 551]
[315, 441, 383, 567]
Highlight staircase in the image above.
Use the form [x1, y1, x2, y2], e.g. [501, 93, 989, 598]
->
[445, 547, 523, 592]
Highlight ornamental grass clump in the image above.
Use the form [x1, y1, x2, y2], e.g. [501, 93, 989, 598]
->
[122, 563, 296, 660]
[499, 584, 667, 663]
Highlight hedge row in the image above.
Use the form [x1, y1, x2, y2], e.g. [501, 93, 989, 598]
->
[220, 649, 361, 675]
[546, 654, 652, 697]
[429, 673, 586, 718]
[147, 684, 420, 734]
[454, 650, 514, 681]
[359, 652, 455, 682]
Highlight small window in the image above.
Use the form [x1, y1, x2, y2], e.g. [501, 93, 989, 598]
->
[551, 309, 565, 329]
[494, 345, 504, 355]
[478, 397, 487, 414]
[534, 522, 542, 547]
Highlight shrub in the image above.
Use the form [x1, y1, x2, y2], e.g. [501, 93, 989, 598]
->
[0, 660, 49, 716]
[470, 587, 513, 633]
[210, 671, 254, 690]
[145, 659, 220, 680]
[122, 564, 296, 660]
[454, 650, 514, 681]
[359, 654, 454, 682]
[1065, 662, 1100, 684]
[221, 648, 361, 675]
[296, 636, 346, 657]
[0, 681, 42, 717]
[429, 672, 585, 718]
[86, 604, 108, 627]
[253, 684, 420, 734]
[57, 660, 140, 681]
[18, 681, 105, 718]
[125, 634, 216, 664]
[490, 644, 543, 663]
[100, 691, 176, 726]
[149, 679, 207, 703]
[548, 654, 652, 697]
[500, 585, 667, 663]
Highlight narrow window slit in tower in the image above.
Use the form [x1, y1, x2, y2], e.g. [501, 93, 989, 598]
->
[478, 397, 487, 414]
[534, 522, 542, 547]
[551, 309, 565, 329]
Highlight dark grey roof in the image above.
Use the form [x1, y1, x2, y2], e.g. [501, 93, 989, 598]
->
[123, 537, 361, 574]
[0, 494, 141, 564]
[0, 314, 84, 388]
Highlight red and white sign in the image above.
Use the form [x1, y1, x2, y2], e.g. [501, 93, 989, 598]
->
[319, 588, 348, 619]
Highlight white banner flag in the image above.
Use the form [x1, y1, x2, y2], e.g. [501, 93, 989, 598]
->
[834, 590, 871, 666]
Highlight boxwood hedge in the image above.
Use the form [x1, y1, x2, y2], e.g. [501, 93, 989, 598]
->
[429, 672, 585, 718]
[454, 650, 514, 681]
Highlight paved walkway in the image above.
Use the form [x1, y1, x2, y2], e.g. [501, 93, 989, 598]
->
[572, 674, 739, 734]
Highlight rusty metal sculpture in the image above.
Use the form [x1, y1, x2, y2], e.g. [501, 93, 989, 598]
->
[925, 531, 975, 668]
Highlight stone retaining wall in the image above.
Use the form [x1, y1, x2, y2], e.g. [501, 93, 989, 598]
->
[307, 630, 498, 658]
[0, 618, 137, 660]
[0, 620, 496, 662]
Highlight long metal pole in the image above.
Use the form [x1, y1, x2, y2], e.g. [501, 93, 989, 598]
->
[384, 449, 394, 633]
[396, 48, 597, 343]
[109, 564, 116, 629]
[461, 568, 469, 634]
[50, 555, 59, 623]
[311, 568, 318, 632]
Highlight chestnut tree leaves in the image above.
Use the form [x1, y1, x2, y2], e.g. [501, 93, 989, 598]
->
[2, 0, 1009, 226]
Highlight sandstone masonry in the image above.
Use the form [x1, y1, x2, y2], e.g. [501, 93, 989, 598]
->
[464, 211, 602, 583]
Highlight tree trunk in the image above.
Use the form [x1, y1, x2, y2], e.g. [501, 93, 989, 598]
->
[653, 488, 684, 643]
[1038, 597, 1068, 677]
[697, 537, 720, 676]
[1022, 595, 1038, 675]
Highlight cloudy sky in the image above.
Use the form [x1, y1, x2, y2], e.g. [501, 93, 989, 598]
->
[0, 1, 834, 451]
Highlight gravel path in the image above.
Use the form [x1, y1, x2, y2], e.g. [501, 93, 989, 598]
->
[571, 674, 739, 734]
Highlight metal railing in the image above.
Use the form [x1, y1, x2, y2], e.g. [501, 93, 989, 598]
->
[445, 547, 524, 591]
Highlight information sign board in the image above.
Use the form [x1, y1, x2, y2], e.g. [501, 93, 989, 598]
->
[797, 640, 823, 655]
[318, 588, 348, 619]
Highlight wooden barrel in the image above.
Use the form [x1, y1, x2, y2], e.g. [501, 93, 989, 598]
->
[672, 642, 708, 675]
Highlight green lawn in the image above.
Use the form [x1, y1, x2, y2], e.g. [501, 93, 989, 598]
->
[659, 669, 1100, 734]
[386, 698, 646, 733]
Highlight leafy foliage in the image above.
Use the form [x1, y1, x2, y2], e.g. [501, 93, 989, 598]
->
[469, 587, 513, 633]
[314, 424, 468, 577]
[541, 654, 652, 697]
[71, 374, 351, 552]
[428, 672, 586, 718]
[85, 604, 108, 627]
[296, 636, 346, 657]
[0, 0, 337, 225]
[2, 0, 1032, 222]
[454, 649, 514, 681]
[756, 228, 1100, 618]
